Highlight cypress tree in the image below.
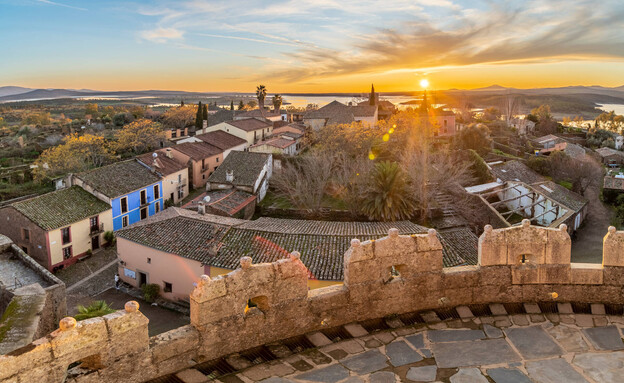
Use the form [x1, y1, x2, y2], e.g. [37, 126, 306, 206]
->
[181, 100, 185, 107]
[238, 100, 244, 110]
[195, 101, 203, 129]
[231, 100, 234, 110]
[369, 83, 376, 106]
[203, 103, 208, 121]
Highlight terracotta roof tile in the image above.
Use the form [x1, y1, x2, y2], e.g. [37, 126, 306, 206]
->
[77, 160, 161, 199]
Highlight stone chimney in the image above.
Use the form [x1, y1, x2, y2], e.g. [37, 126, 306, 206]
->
[166, 148, 173, 159]
[226, 170, 234, 183]
[152, 152, 158, 167]
[198, 201, 206, 215]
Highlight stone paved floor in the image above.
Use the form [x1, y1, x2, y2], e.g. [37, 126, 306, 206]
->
[173, 312, 624, 383]
[0, 251, 50, 290]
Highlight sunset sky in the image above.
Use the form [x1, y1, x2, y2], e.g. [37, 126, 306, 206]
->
[1, 0, 624, 93]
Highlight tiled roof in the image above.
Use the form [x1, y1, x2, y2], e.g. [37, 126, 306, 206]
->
[535, 134, 562, 143]
[351, 105, 377, 117]
[595, 147, 624, 158]
[237, 109, 281, 118]
[273, 124, 305, 136]
[137, 150, 187, 176]
[171, 142, 222, 160]
[195, 131, 247, 150]
[77, 160, 161, 199]
[531, 181, 588, 213]
[251, 137, 296, 150]
[207, 109, 237, 128]
[205, 189, 256, 215]
[437, 227, 479, 266]
[11, 186, 110, 230]
[238, 217, 425, 236]
[304, 101, 355, 124]
[226, 118, 271, 132]
[490, 160, 546, 184]
[208, 151, 270, 187]
[116, 215, 230, 263]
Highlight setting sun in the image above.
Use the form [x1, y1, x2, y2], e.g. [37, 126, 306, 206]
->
[420, 79, 429, 89]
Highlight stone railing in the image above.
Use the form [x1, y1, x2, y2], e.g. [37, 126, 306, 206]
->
[2, 221, 624, 383]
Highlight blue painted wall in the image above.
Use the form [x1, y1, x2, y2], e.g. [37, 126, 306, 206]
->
[112, 181, 163, 231]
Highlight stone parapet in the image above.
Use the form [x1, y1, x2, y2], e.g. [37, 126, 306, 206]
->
[4, 223, 624, 383]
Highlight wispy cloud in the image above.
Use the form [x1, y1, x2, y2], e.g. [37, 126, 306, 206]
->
[36, 0, 86, 11]
[139, 27, 185, 43]
[194, 33, 301, 47]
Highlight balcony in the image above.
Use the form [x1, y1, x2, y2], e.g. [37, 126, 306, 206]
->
[90, 222, 104, 235]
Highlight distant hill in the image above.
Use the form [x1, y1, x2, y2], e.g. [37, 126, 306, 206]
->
[0, 86, 33, 97]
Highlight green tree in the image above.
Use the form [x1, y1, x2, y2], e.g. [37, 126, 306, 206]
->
[531, 104, 553, 122]
[272, 94, 283, 112]
[202, 103, 208, 122]
[162, 105, 195, 131]
[238, 100, 244, 110]
[115, 119, 166, 155]
[112, 113, 126, 127]
[360, 161, 416, 221]
[74, 300, 116, 321]
[195, 102, 203, 129]
[452, 123, 492, 156]
[181, 100, 185, 106]
[85, 103, 99, 118]
[231, 100, 234, 110]
[256, 85, 267, 110]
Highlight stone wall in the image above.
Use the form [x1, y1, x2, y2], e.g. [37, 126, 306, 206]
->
[3, 220, 624, 383]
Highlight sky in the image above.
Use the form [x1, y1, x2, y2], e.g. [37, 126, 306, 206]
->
[1, 0, 624, 93]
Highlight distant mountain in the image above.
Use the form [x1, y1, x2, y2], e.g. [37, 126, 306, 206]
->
[472, 85, 510, 91]
[0, 86, 33, 97]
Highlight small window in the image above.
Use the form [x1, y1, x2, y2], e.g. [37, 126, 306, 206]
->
[22, 228, 30, 241]
[202, 174, 205, 179]
[122, 216, 129, 228]
[164, 282, 172, 293]
[155, 202, 160, 213]
[120, 197, 128, 213]
[63, 246, 72, 260]
[140, 207, 148, 220]
[147, 257, 151, 264]
[154, 185, 159, 199]
[216, 157, 219, 163]
[61, 227, 71, 245]
[140, 190, 147, 205]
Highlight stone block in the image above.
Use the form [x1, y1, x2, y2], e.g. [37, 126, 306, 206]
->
[306, 332, 332, 347]
[443, 267, 480, 290]
[571, 263, 604, 285]
[190, 276, 227, 303]
[591, 303, 606, 315]
[156, 350, 198, 376]
[273, 257, 308, 280]
[190, 294, 237, 326]
[50, 316, 108, 360]
[420, 311, 440, 323]
[343, 323, 368, 338]
[545, 227, 571, 264]
[224, 264, 276, 295]
[524, 303, 541, 314]
[308, 285, 349, 312]
[176, 369, 209, 383]
[479, 266, 512, 286]
[414, 231, 443, 253]
[602, 266, 624, 285]
[151, 325, 200, 363]
[538, 264, 570, 284]
[478, 227, 507, 266]
[456, 306, 474, 318]
[410, 250, 444, 273]
[603, 228, 624, 266]
[511, 265, 539, 284]
[0, 337, 53, 380]
[373, 235, 418, 259]
[489, 304, 507, 316]
[344, 259, 381, 285]
[344, 239, 375, 263]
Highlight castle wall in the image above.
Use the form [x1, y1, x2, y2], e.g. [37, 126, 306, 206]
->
[3, 220, 624, 383]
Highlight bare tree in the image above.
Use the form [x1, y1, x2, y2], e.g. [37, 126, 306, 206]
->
[501, 92, 518, 126]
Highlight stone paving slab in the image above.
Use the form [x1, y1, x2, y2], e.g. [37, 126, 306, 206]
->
[504, 326, 564, 359]
[340, 350, 389, 375]
[385, 340, 423, 367]
[431, 339, 521, 368]
[483, 324, 502, 339]
[295, 364, 349, 383]
[428, 329, 486, 343]
[406, 333, 424, 348]
[546, 325, 589, 353]
[406, 365, 437, 382]
[449, 368, 488, 383]
[486, 367, 532, 383]
[526, 358, 589, 383]
[582, 326, 624, 351]
[573, 351, 624, 383]
[369, 371, 397, 383]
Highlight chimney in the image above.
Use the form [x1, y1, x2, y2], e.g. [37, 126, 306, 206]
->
[166, 148, 173, 159]
[197, 201, 206, 215]
[226, 170, 234, 183]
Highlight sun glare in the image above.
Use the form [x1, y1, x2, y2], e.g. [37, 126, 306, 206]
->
[420, 79, 429, 89]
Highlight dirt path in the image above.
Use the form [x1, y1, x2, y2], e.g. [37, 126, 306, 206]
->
[570, 162, 613, 263]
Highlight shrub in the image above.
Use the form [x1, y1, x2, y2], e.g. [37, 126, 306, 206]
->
[467, 149, 491, 184]
[74, 300, 116, 321]
[141, 283, 160, 303]
[103, 231, 115, 246]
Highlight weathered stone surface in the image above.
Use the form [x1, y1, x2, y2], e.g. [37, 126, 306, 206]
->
[573, 351, 624, 383]
[385, 340, 422, 366]
[340, 350, 388, 374]
[306, 332, 333, 347]
[369, 371, 397, 383]
[486, 368, 531, 383]
[483, 324, 502, 338]
[242, 361, 295, 381]
[175, 369, 209, 383]
[449, 368, 488, 383]
[404, 333, 423, 349]
[343, 323, 368, 338]
[295, 364, 349, 383]
[546, 325, 589, 352]
[260, 378, 295, 383]
[526, 359, 589, 383]
[428, 329, 485, 343]
[505, 326, 563, 359]
[582, 326, 624, 351]
[432, 339, 520, 368]
[406, 365, 437, 382]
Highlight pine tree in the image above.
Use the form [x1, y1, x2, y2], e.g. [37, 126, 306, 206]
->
[238, 100, 244, 110]
[231, 100, 234, 110]
[202, 104, 208, 121]
[195, 101, 203, 129]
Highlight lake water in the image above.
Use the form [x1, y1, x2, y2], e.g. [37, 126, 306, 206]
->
[598, 104, 624, 115]
[282, 94, 425, 109]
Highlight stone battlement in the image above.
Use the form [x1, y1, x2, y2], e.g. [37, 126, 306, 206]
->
[3, 220, 624, 383]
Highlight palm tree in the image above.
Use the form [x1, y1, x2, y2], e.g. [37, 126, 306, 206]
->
[256, 85, 267, 110]
[360, 161, 416, 221]
[272, 94, 283, 112]
[74, 300, 116, 321]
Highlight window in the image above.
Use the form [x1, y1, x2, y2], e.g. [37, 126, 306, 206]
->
[120, 197, 128, 213]
[155, 202, 160, 213]
[122, 216, 129, 228]
[63, 246, 72, 260]
[89, 216, 99, 232]
[164, 282, 172, 293]
[140, 207, 148, 220]
[216, 157, 219, 163]
[140, 190, 147, 205]
[202, 159, 206, 169]
[147, 257, 151, 264]
[202, 174, 205, 179]
[61, 227, 71, 245]
[214, 166, 218, 171]
[22, 228, 30, 241]
[154, 185, 159, 199]
[444, 120, 448, 127]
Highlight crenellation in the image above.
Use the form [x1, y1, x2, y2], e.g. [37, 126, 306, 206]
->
[602, 226, 624, 266]
[6, 224, 624, 383]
